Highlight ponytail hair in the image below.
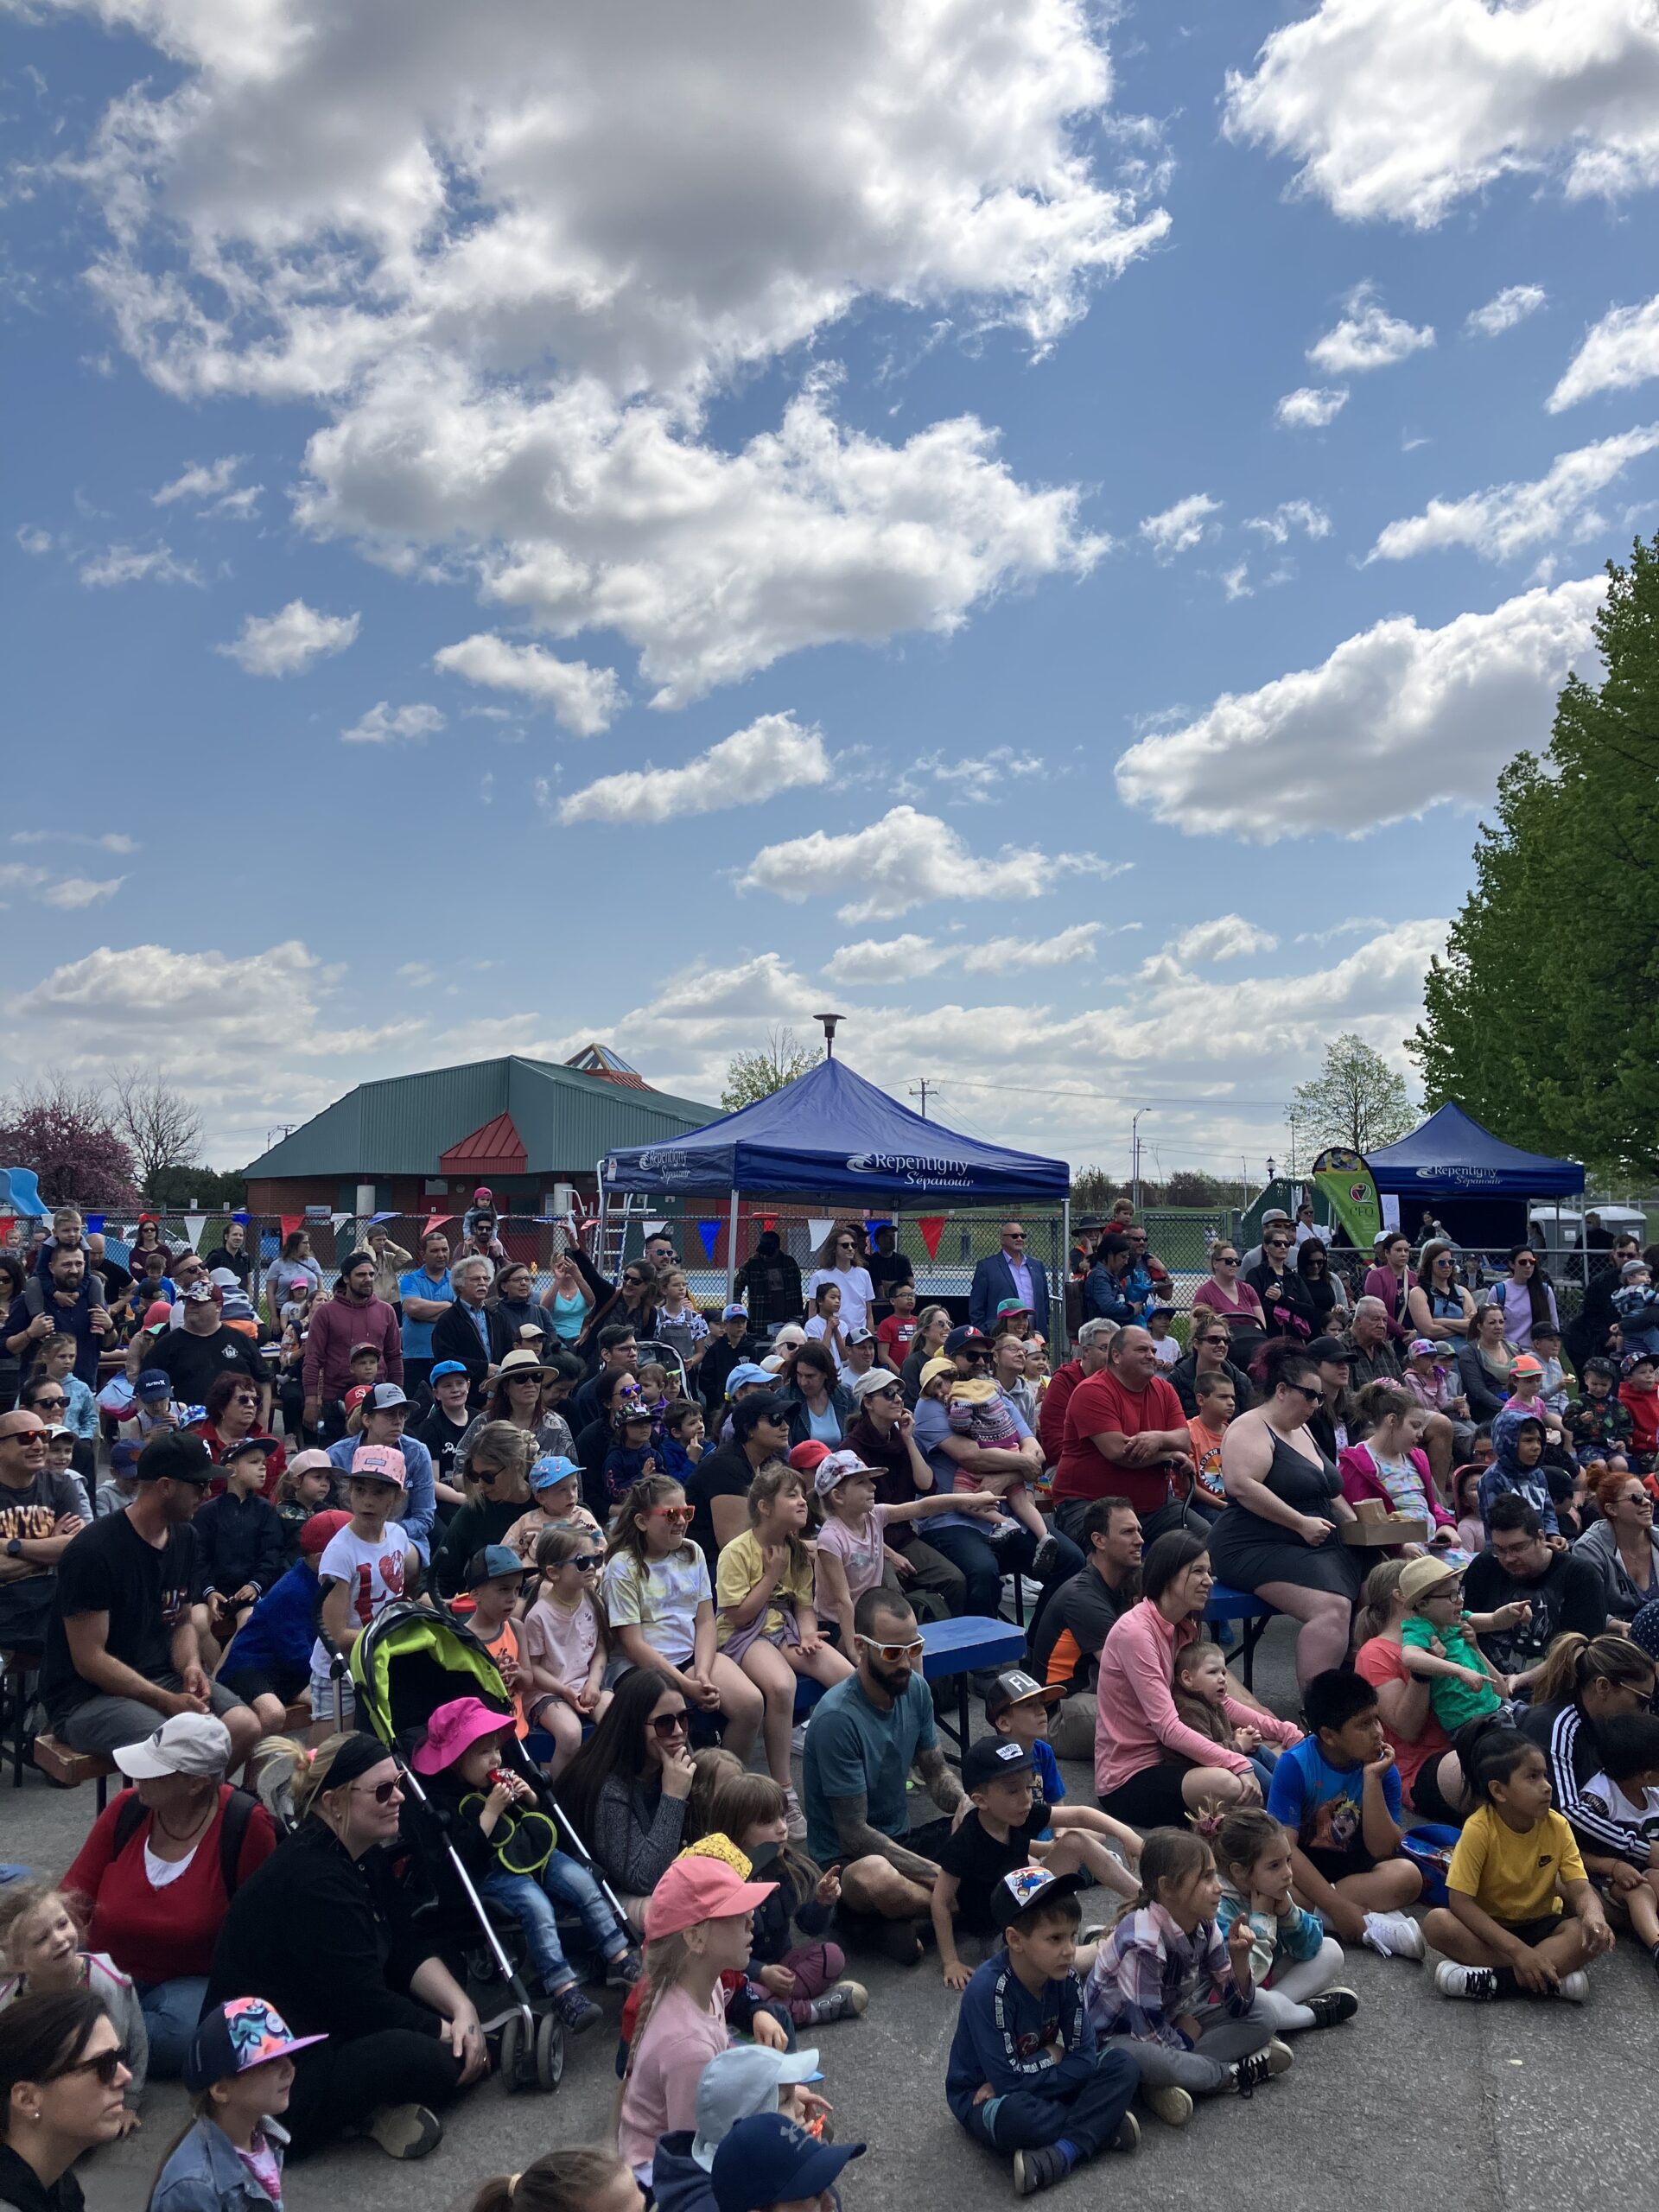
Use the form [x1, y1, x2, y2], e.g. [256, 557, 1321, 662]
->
[467, 2147, 632, 2212]
[1356, 1559, 1408, 1645]
[1529, 1630, 1656, 1713]
[1133, 1825, 1211, 1908]
[1453, 1715, 1537, 1803]
[1216, 1806, 1287, 1883]
[1355, 1380, 1414, 1428]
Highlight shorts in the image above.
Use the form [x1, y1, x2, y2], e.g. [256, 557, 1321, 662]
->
[54, 1675, 251, 1761]
[1408, 1753, 1463, 1825]
[308, 1667, 356, 1728]
[1099, 1762, 1198, 1832]
[1302, 1843, 1377, 1885]
[823, 1814, 957, 1878]
[219, 1662, 309, 1710]
[1494, 1913, 1564, 1948]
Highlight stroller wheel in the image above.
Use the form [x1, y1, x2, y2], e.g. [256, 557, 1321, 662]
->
[535, 2011, 564, 2092]
[498, 2013, 524, 2093]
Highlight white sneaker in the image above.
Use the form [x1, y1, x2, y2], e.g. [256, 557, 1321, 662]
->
[1362, 1910, 1425, 1961]
[1434, 1960, 1499, 2000]
[790, 1722, 808, 1758]
[783, 1787, 808, 1843]
[1555, 1969, 1589, 2003]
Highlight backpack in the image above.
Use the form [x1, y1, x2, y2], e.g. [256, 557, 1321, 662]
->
[112, 1785, 257, 1898]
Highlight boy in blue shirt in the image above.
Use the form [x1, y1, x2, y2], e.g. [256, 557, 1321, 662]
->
[1266, 1667, 1425, 1962]
[985, 1669, 1066, 1822]
[946, 1864, 1140, 2196]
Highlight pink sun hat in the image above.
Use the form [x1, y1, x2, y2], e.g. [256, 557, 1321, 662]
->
[410, 1694, 514, 1775]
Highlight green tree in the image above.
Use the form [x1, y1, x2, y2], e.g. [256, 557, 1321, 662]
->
[720, 1026, 821, 1110]
[1291, 1034, 1415, 1154]
[1412, 538, 1659, 1179]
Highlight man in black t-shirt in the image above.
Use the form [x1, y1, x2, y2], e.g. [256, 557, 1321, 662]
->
[149, 1283, 267, 1412]
[41, 1430, 259, 1764]
[1028, 1497, 1142, 1758]
[0, 1408, 86, 1649]
[1465, 1494, 1607, 1690]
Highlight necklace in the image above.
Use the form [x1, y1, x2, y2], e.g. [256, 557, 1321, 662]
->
[153, 1797, 214, 1845]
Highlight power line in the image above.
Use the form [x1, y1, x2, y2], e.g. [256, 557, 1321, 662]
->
[921, 1075, 1294, 1115]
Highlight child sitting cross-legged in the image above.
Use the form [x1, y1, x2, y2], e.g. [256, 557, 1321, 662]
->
[1577, 1710, 1659, 1979]
[149, 1997, 318, 2211]
[933, 1738, 1141, 1992]
[1170, 1642, 1303, 1798]
[1265, 1666, 1425, 1962]
[714, 1770, 870, 2028]
[945, 1864, 1141, 2196]
[1427, 1716, 1614, 2001]
[1396, 1554, 1510, 1732]
[1213, 1808, 1358, 2035]
[1084, 1827, 1290, 2127]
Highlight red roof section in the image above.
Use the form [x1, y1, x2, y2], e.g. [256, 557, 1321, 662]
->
[438, 1111, 528, 1173]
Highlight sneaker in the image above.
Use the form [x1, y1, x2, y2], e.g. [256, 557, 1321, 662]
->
[1030, 1533, 1060, 1579]
[1554, 1969, 1589, 2004]
[1304, 1988, 1359, 2029]
[783, 1787, 808, 1843]
[1264, 2037, 1294, 2075]
[1013, 2145, 1072, 2196]
[366, 2105, 442, 2159]
[1362, 1910, 1426, 1961]
[879, 1918, 925, 1966]
[605, 1948, 643, 1989]
[1109, 2112, 1140, 2154]
[1434, 1961, 1500, 2001]
[1228, 2050, 1274, 2099]
[1144, 2084, 1192, 2127]
[552, 1982, 603, 2036]
[806, 1981, 868, 2024]
[790, 1720, 808, 1758]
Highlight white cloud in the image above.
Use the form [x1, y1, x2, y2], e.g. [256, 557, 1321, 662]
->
[340, 701, 447, 745]
[16, 524, 54, 556]
[153, 455, 243, 505]
[1168, 916, 1280, 963]
[558, 711, 830, 824]
[1244, 499, 1331, 545]
[1367, 426, 1659, 562]
[39, 876, 124, 909]
[432, 632, 624, 737]
[1275, 386, 1348, 429]
[823, 935, 948, 986]
[1220, 563, 1253, 601]
[1465, 284, 1547, 339]
[891, 747, 1048, 805]
[219, 598, 360, 676]
[1115, 577, 1605, 840]
[959, 924, 1101, 972]
[78, 543, 200, 588]
[1139, 493, 1222, 561]
[12, 830, 137, 854]
[737, 804, 1120, 923]
[1550, 295, 1659, 411]
[1224, 0, 1659, 226]
[52, 0, 1164, 706]
[1307, 284, 1433, 374]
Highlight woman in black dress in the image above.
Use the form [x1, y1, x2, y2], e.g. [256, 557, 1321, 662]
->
[1208, 1339, 1362, 1689]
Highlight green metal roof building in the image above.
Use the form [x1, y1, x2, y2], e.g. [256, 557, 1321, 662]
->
[244, 1052, 716, 1217]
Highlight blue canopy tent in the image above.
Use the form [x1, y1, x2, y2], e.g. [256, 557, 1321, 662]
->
[1364, 1103, 1583, 1252]
[600, 1056, 1070, 1304]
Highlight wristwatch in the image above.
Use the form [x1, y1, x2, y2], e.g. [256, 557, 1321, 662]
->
[5, 1538, 22, 1559]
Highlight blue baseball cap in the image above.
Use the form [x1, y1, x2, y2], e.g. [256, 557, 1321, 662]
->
[724, 1361, 773, 1397]
[464, 1543, 523, 1587]
[711, 2113, 864, 2212]
[530, 1453, 580, 1492]
[721, 1302, 747, 1322]
[429, 1360, 468, 1382]
[110, 1440, 142, 1473]
[137, 1370, 172, 1398]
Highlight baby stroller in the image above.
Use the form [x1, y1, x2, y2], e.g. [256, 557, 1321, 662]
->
[351, 1601, 625, 2094]
[633, 1337, 690, 1400]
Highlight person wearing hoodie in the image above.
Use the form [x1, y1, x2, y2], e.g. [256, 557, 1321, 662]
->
[1477, 1409, 1558, 1540]
[651, 2042, 830, 2212]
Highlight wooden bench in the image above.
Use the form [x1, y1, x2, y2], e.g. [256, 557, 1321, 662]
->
[32, 1735, 117, 1809]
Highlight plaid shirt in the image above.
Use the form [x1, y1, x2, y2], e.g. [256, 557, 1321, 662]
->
[1084, 1903, 1252, 2050]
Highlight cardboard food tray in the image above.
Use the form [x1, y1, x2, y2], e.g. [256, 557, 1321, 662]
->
[1339, 1514, 1429, 1548]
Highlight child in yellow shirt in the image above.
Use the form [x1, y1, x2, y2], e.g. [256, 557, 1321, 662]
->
[1424, 1719, 1613, 2001]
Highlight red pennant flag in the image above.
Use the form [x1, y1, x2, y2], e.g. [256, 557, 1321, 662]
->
[0, 1217, 12, 1247]
[762, 1216, 777, 1231]
[423, 1213, 454, 1236]
[279, 1214, 305, 1243]
[918, 1216, 945, 1260]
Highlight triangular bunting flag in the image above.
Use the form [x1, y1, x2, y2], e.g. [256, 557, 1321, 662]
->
[231, 1211, 251, 1226]
[85, 1213, 105, 1235]
[331, 1212, 353, 1231]
[696, 1219, 721, 1260]
[918, 1216, 946, 1260]
[280, 1215, 305, 1243]
[643, 1219, 668, 1239]
[182, 1213, 207, 1249]
[423, 1213, 454, 1236]
[807, 1217, 836, 1252]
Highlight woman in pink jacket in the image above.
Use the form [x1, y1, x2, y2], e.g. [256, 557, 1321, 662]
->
[1094, 1529, 1265, 1829]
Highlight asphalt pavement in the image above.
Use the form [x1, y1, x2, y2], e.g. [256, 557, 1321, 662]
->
[9, 1614, 1649, 2212]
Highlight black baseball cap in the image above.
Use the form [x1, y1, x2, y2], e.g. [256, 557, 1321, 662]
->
[1306, 1335, 1358, 1365]
[944, 1325, 991, 1357]
[137, 1431, 213, 1485]
[962, 1738, 1035, 1791]
[990, 1864, 1087, 1929]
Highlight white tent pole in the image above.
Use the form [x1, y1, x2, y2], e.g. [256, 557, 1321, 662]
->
[1060, 1193, 1071, 1358]
[726, 1188, 741, 1302]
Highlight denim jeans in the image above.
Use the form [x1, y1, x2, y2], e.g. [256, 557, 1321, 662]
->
[923, 1520, 1083, 1622]
[135, 1976, 208, 2078]
[481, 1852, 627, 1995]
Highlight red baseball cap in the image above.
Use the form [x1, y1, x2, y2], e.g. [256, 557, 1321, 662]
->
[298, 1509, 352, 1558]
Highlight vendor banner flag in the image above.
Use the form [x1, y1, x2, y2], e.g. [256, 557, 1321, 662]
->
[183, 1213, 207, 1249]
[918, 1215, 946, 1260]
[807, 1217, 837, 1252]
[0, 1217, 13, 1247]
[696, 1219, 722, 1260]
[1311, 1148, 1382, 1253]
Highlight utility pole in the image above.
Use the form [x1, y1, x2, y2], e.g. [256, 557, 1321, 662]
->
[1130, 1106, 1152, 1211]
[909, 1079, 931, 1119]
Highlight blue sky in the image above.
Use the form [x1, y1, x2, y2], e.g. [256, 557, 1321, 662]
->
[6, 0, 1656, 1180]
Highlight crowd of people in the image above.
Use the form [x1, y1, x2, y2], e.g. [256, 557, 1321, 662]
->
[2, 1196, 1658, 2208]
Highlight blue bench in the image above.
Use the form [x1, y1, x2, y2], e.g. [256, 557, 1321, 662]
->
[1203, 1586, 1279, 1688]
[919, 1614, 1027, 1758]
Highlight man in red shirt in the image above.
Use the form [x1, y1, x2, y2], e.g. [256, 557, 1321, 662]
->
[1052, 1325, 1191, 1544]
[1037, 1316, 1116, 1466]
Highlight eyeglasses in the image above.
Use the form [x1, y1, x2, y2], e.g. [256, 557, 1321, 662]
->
[508, 1374, 542, 1386]
[648, 1504, 694, 1521]
[1514, 1256, 1536, 1268]
[873, 1383, 902, 1399]
[836, 1240, 856, 1251]
[624, 1274, 645, 1287]
[570, 1554, 603, 1571]
[1213, 1254, 1237, 1266]
[353, 1778, 403, 1804]
[855, 1634, 925, 1662]
[231, 1393, 258, 1405]
[57, 2044, 130, 2088]
[650, 1710, 690, 1738]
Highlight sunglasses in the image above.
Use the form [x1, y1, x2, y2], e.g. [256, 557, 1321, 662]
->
[1265, 1240, 1290, 1252]
[353, 1778, 403, 1804]
[57, 2045, 130, 2088]
[473, 1465, 504, 1485]
[1292, 1383, 1325, 1405]
[648, 1503, 694, 1521]
[32, 1394, 68, 1408]
[1214, 1254, 1237, 1265]
[1004, 1231, 1026, 1242]
[650, 1709, 690, 1738]
[569, 1554, 603, 1572]
[855, 1634, 925, 1662]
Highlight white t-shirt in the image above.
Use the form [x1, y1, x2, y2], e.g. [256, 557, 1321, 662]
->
[602, 1545, 711, 1668]
[1583, 1770, 1659, 1845]
[814, 1504, 892, 1610]
[311, 1521, 416, 1670]
[804, 1264, 875, 1333]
